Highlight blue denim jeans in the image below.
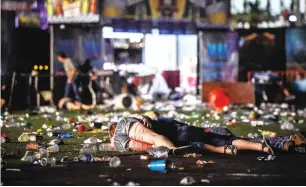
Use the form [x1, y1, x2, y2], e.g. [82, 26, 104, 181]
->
[64, 75, 80, 101]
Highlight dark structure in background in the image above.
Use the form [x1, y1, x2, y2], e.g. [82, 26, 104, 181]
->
[238, 28, 287, 82]
[1, 10, 50, 110]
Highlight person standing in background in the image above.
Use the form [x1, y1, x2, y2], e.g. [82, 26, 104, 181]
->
[57, 52, 81, 101]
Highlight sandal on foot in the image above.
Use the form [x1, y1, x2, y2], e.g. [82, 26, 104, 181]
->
[224, 145, 238, 155]
[261, 136, 274, 155]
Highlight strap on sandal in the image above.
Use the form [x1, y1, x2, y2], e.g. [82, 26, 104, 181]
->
[224, 145, 238, 155]
[261, 136, 274, 155]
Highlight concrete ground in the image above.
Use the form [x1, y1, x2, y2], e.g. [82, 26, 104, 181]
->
[2, 153, 306, 186]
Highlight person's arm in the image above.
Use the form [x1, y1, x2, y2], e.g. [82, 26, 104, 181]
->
[129, 114, 152, 128]
[128, 122, 176, 149]
[67, 67, 77, 83]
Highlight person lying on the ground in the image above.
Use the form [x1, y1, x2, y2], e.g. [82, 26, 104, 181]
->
[58, 97, 94, 111]
[1, 98, 5, 108]
[108, 114, 306, 155]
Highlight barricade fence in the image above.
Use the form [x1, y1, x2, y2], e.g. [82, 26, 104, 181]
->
[247, 70, 306, 83]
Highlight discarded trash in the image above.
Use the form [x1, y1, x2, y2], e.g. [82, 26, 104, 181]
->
[201, 179, 210, 184]
[84, 137, 102, 144]
[80, 145, 97, 155]
[257, 154, 276, 161]
[29, 135, 43, 142]
[5, 168, 21, 172]
[18, 133, 30, 142]
[93, 156, 112, 162]
[77, 124, 86, 132]
[35, 149, 49, 159]
[196, 160, 215, 165]
[57, 132, 73, 138]
[111, 182, 120, 186]
[1, 134, 10, 143]
[40, 158, 49, 166]
[48, 138, 63, 146]
[99, 143, 112, 151]
[126, 181, 140, 186]
[140, 155, 150, 160]
[26, 143, 40, 150]
[147, 146, 169, 159]
[49, 157, 57, 167]
[47, 132, 53, 137]
[78, 154, 93, 162]
[21, 151, 34, 162]
[183, 153, 202, 158]
[61, 123, 71, 130]
[109, 156, 121, 168]
[281, 122, 294, 130]
[47, 144, 60, 153]
[180, 176, 196, 185]
[148, 160, 182, 173]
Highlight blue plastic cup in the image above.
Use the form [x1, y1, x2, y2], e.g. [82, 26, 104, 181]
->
[148, 159, 169, 173]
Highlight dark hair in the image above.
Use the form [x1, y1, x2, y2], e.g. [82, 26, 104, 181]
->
[122, 96, 132, 108]
[57, 52, 67, 58]
[108, 123, 117, 140]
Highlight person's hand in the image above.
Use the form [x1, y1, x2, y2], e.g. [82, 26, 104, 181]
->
[67, 78, 72, 83]
[91, 75, 97, 80]
[142, 115, 152, 129]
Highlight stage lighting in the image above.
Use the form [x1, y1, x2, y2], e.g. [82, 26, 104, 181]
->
[44, 65, 48, 70]
[39, 65, 43, 70]
[34, 65, 38, 70]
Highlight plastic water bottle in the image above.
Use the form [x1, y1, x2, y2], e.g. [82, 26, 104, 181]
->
[57, 132, 73, 138]
[99, 143, 112, 151]
[80, 145, 97, 154]
[49, 157, 57, 167]
[35, 149, 49, 159]
[109, 156, 121, 168]
[21, 151, 34, 162]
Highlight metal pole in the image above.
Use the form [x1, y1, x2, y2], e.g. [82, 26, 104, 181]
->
[296, 0, 302, 26]
[197, 31, 203, 97]
[8, 72, 16, 110]
[50, 25, 54, 91]
[35, 75, 40, 108]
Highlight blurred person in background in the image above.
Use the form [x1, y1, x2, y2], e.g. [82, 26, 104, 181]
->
[57, 97, 94, 111]
[293, 72, 306, 108]
[57, 52, 81, 101]
[79, 58, 97, 105]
